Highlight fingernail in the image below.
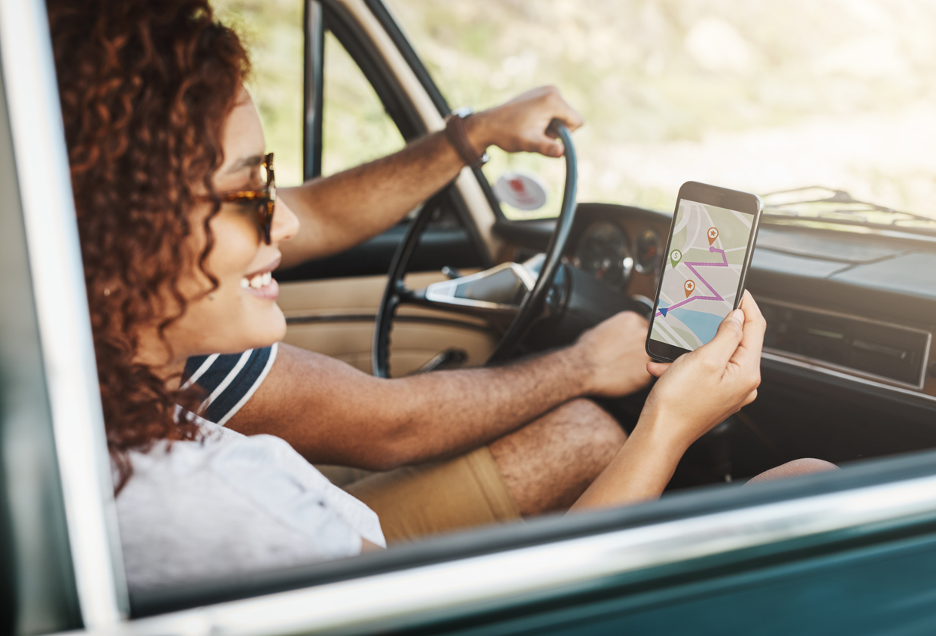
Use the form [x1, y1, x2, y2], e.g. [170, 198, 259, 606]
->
[730, 309, 743, 324]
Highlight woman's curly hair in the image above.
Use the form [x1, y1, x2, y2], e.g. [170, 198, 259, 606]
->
[48, 0, 250, 492]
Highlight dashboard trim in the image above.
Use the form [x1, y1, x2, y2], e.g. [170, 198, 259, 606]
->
[758, 297, 932, 393]
[762, 217, 936, 246]
[762, 352, 936, 406]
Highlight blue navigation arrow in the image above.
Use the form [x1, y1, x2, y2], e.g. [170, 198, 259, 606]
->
[659, 307, 668, 317]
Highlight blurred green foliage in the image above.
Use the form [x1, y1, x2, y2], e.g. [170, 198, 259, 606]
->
[320, 32, 406, 176]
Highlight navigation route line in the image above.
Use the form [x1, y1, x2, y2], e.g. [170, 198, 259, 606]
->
[657, 246, 728, 317]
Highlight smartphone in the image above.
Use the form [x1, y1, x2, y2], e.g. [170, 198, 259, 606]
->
[645, 181, 763, 362]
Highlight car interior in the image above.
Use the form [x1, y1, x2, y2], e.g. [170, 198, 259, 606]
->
[279, 0, 936, 489]
[8, 0, 936, 633]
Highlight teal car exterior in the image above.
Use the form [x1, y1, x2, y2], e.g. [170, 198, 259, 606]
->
[4, 0, 936, 634]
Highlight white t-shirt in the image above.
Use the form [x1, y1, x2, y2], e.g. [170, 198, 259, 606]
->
[115, 417, 385, 592]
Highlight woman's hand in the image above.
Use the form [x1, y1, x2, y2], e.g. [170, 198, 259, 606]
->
[569, 291, 766, 512]
[640, 290, 766, 453]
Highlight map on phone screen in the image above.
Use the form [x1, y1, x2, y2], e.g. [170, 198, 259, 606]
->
[649, 200, 753, 351]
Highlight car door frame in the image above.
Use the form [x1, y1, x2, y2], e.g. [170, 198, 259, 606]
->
[278, 0, 501, 282]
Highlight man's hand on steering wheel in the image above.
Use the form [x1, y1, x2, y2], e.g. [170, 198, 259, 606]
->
[466, 86, 585, 158]
[571, 311, 653, 398]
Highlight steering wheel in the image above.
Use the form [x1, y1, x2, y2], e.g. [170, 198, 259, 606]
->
[372, 121, 579, 378]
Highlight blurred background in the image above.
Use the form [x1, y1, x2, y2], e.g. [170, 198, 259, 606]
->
[214, 0, 936, 220]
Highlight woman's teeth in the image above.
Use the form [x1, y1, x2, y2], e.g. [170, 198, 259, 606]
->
[241, 271, 273, 290]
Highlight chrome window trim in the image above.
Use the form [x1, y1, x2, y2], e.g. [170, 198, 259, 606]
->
[758, 296, 932, 391]
[72, 473, 936, 636]
[0, 0, 128, 625]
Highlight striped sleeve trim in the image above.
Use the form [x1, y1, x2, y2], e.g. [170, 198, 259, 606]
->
[181, 343, 278, 426]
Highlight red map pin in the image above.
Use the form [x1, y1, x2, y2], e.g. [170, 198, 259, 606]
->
[684, 280, 695, 298]
[707, 227, 719, 246]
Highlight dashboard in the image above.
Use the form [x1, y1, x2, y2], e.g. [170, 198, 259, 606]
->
[570, 221, 663, 292]
[562, 204, 670, 305]
[550, 203, 936, 402]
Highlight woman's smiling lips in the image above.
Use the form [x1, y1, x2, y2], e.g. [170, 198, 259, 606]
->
[241, 255, 281, 301]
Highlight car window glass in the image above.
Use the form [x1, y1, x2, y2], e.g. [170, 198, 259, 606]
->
[321, 32, 406, 177]
[209, 2, 407, 187]
[389, 0, 936, 221]
[213, 0, 305, 187]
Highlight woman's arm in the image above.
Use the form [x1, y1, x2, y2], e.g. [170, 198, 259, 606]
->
[570, 291, 766, 511]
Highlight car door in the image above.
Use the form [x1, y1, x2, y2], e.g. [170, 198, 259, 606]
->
[261, 0, 504, 376]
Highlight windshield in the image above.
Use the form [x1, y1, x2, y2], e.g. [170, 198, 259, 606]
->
[390, 0, 936, 221]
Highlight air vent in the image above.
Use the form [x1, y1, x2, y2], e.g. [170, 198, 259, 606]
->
[761, 299, 931, 389]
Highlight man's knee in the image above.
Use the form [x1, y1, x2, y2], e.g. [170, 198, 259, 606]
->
[490, 398, 625, 516]
[554, 398, 626, 458]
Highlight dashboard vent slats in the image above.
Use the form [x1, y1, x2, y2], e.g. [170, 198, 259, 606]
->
[761, 299, 931, 390]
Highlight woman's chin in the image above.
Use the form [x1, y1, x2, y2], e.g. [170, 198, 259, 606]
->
[176, 299, 287, 358]
[256, 306, 287, 346]
[230, 305, 287, 352]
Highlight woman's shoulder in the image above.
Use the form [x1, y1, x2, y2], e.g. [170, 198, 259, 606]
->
[126, 416, 328, 488]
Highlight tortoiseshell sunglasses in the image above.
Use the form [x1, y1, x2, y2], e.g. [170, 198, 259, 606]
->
[215, 152, 276, 244]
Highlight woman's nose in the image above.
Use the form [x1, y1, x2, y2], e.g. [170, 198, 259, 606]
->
[271, 197, 299, 244]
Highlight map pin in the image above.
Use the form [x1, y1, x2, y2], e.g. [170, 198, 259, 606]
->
[684, 280, 695, 298]
[669, 249, 682, 269]
[707, 227, 719, 246]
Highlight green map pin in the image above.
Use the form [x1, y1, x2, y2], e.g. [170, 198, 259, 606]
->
[669, 249, 682, 269]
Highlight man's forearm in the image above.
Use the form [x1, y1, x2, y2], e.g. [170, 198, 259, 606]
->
[229, 312, 650, 470]
[228, 342, 595, 470]
[276, 86, 585, 269]
[278, 129, 466, 269]
[375, 347, 594, 465]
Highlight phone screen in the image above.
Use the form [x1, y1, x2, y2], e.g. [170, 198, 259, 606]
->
[648, 198, 756, 352]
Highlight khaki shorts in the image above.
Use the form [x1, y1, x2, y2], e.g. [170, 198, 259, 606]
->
[316, 446, 521, 544]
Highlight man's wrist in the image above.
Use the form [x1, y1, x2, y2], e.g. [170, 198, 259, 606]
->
[464, 110, 493, 154]
[445, 110, 490, 168]
[553, 343, 597, 397]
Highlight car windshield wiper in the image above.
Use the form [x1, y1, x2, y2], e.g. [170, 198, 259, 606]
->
[761, 186, 936, 233]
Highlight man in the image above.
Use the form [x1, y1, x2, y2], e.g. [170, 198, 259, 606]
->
[186, 86, 654, 542]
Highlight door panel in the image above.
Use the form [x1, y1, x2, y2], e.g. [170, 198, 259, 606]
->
[277, 272, 495, 376]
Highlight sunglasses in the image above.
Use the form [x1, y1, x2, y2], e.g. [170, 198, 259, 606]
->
[213, 152, 276, 244]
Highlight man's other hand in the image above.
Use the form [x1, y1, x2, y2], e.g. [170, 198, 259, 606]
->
[571, 311, 652, 398]
[468, 86, 584, 159]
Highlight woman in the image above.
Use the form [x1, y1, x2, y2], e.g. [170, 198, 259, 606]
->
[50, 0, 385, 591]
[49, 0, 828, 592]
